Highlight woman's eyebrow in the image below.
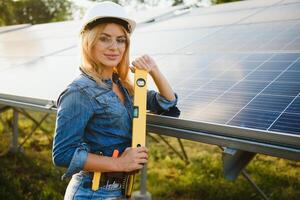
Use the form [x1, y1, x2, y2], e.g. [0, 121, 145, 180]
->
[100, 33, 126, 38]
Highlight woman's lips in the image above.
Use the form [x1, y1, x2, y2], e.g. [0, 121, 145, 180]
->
[104, 54, 119, 60]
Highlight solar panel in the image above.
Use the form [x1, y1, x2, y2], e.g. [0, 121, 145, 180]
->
[0, 24, 31, 34]
[0, 56, 79, 100]
[154, 52, 300, 135]
[0, 21, 79, 59]
[0, 0, 299, 142]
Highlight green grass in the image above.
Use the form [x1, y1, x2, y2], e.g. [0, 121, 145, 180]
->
[146, 138, 300, 200]
[0, 110, 299, 199]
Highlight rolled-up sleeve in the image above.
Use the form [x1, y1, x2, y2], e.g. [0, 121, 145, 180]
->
[52, 87, 94, 179]
[147, 90, 178, 113]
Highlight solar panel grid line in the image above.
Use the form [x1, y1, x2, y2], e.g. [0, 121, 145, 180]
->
[281, 21, 300, 50]
[261, 81, 300, 96]
[166, 55, 229, 89]
[235, 22, 290, 51]
[276, 71, 300, 82]
[287, 61, 300, 71]
[223, 54, 277, 123]
[0, 24, 31, 34]
[285, 97, 300, 114]
[267, 92, 300, 130]
[226, 55, 300, 125]
[170, 1, 286, 55]
[176, 57, 245, 103]
[245, 94, 295, 112]
[269, 113, 300, 134]
[255, 18, 299, 50]
[238, 20, 299, 52]
[0, 45, 76, 73]
[270, 115, 300, 127]
[192, 54, 275, 119]
[231, 107, 280, 116]
[256, 61, 293, 71]
[228, 112, 279, 129]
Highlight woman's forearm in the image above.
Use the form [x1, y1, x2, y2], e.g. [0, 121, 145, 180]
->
[150, 68, 176, 101]
[83, 153, 120, 172]
[83, 147, 148, 173]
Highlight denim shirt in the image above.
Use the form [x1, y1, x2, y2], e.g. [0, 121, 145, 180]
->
[52, 72, 178, 179]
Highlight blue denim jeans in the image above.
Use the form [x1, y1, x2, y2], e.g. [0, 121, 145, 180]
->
[64, 171, 124, 200]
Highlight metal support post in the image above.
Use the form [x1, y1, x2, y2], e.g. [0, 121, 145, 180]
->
[10, 109, 19, 152]
[132, 164, 151, 200]
[132, 132, 151, 200]
[241, 171, 269, 200]
[177, 138, 189, 163]
[222, 147, 268, 200]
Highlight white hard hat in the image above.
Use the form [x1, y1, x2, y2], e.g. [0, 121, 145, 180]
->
[81, 1, 136, 34]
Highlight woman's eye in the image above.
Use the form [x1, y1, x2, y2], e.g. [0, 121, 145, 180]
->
[117, 38, 127, 44]
[99, 36, 110, 42]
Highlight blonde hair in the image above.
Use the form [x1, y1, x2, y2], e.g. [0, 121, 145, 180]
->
[80, 23, 134, 95]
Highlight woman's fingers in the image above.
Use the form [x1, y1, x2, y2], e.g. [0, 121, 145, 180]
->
[117, 146, 149, 172]
[138, 158, 148, 164]
[129, 66, 135, 73]
[138, 146, 148, 153]
[132, 54, 158, 74]
[132, 59, 149, 71]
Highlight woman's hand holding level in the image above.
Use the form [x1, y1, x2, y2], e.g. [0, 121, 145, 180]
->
[117, 147, 148, 172]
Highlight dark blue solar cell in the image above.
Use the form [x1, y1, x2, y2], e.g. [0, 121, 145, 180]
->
[277, 71, 300, 82]
[244, 70, 282, 82]
[220, 53, 249, 61]
[245, 53, 272, 61]
[270, 53, 300, 61]
[218, 70, 249, 81]
[228, 109, 280, 130]
[269, 113, 300, 135]
[179, 90, 222, 117]
[285, 97, 300, 114]
[181, 90, 222, 106]
[232, 61, 262, 71]
[175, 88, 196, 97]
[245, 94, 294, 112]
[288, 62, 300, 71]
[203, 80, 236, 91]
[257, 62, 292, 71]
[194, 69, 224, 80]
[198, 106, 242, 124]
[158, 54, 217, 68]
[215, 92, 256, 108]
[176, 78, 208, 88]
[262, 81, 300, 96]
[229, 81, 270, 94]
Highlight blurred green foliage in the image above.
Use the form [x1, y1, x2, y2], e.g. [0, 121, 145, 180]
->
[0, 0, 73, 26]
[212, 0, 242, 4]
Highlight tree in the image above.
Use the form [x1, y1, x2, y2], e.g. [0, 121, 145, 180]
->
[212, 0, 242, 4]
[0, 0, 73, 26]
[172, 0, 183, 6]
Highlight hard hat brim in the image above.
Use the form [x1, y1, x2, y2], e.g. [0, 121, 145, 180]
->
[81, 16, 136, 34]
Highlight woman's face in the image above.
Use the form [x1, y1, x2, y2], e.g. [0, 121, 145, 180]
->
[93, 23, 127, 69]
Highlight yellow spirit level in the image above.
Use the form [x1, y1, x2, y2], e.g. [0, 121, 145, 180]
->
[125, 69, 148, 197]
[92, 152, 102, 191]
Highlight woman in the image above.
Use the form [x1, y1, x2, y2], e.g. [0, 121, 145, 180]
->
[52, 1, 177, 199]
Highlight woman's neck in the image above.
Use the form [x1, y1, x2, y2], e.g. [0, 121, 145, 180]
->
[100, 67, 114, 80]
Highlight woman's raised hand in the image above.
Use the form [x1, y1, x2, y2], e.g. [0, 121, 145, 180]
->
[131, 54, 159, 76]
[117, 147, 148, 172]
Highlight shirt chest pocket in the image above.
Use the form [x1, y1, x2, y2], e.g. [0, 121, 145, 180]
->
[94, 93, 125, 119]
